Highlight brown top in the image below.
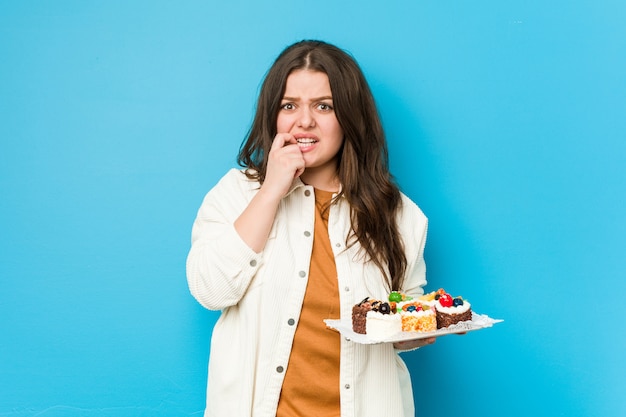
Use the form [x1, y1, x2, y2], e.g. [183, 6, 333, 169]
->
[276, 188, 341, 417]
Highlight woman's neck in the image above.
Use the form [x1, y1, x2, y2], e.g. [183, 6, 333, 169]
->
[299, 167, 340, 192]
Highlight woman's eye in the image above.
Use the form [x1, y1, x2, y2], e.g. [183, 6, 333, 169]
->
[281, 103, 295, 110]
[317, 103, 333, 111]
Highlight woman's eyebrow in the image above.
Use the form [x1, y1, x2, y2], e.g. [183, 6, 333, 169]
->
[281, 95, 333, 102]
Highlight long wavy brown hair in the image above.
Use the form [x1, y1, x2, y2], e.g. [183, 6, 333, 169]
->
[238, 40, 407, 291]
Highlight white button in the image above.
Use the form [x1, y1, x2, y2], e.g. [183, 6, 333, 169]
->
[304, 231, 311, 237]
[276, 366, 284, 373]
[250, 260, 257, 267]
[299, 271, 306, 278]
[304, 190, 311, 196]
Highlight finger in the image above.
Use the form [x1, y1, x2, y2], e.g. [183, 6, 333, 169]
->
[270, 133, 296, 151]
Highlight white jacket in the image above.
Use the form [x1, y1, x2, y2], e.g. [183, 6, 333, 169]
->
[186, 168, 428, 417]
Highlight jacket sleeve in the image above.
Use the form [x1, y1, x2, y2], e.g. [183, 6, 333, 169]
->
[186, 169, 264, 310]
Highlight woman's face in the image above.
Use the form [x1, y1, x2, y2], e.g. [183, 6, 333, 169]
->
[276, 70, 344, 181]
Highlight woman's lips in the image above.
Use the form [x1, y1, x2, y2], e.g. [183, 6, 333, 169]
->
[294, 134, 319, 151]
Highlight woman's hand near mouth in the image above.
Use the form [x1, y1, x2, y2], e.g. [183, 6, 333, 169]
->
[233, 133, 304, 253]
[265, 133, 306, 195]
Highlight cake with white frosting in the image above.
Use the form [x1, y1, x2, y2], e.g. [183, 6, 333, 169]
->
[366, 310, 402, 341]
[430, 289, 472, 328]
[398, 301, 437, 332]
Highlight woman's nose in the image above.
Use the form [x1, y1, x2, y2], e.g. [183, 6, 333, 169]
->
[297, 108, 315, 128]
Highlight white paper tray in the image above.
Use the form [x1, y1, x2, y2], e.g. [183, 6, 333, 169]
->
[324, 312, 503, 344]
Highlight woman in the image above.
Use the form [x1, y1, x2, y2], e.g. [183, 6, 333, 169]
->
[186, 40, 433, 417]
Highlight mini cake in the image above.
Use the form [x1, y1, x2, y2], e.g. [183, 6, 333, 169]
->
[433, 290, 472, 328]
[399, 302, 437, 333]
[353, 297, 401, 339]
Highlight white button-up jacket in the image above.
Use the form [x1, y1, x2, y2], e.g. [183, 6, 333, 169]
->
[187, 168, 428, 417]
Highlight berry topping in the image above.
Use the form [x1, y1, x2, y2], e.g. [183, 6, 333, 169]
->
[401, 302, 424, 313]
[452, 298, 464, 307]
[368, 300, 393, 314]
[379, 302, 391, 314]
[388, 292, 403, 302]
[438, 293, 454, 307]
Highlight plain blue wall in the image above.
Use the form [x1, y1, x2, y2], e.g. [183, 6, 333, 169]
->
[1, 1, 624, 416]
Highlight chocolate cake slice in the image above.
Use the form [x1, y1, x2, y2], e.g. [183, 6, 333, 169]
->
[352, 298, 372, 334]
[435, 308, 472, 329]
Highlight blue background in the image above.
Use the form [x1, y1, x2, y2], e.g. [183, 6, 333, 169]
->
[1, 1, 625, 416]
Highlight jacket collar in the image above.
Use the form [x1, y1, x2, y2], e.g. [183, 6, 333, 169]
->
[284, 177, 345, 199]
